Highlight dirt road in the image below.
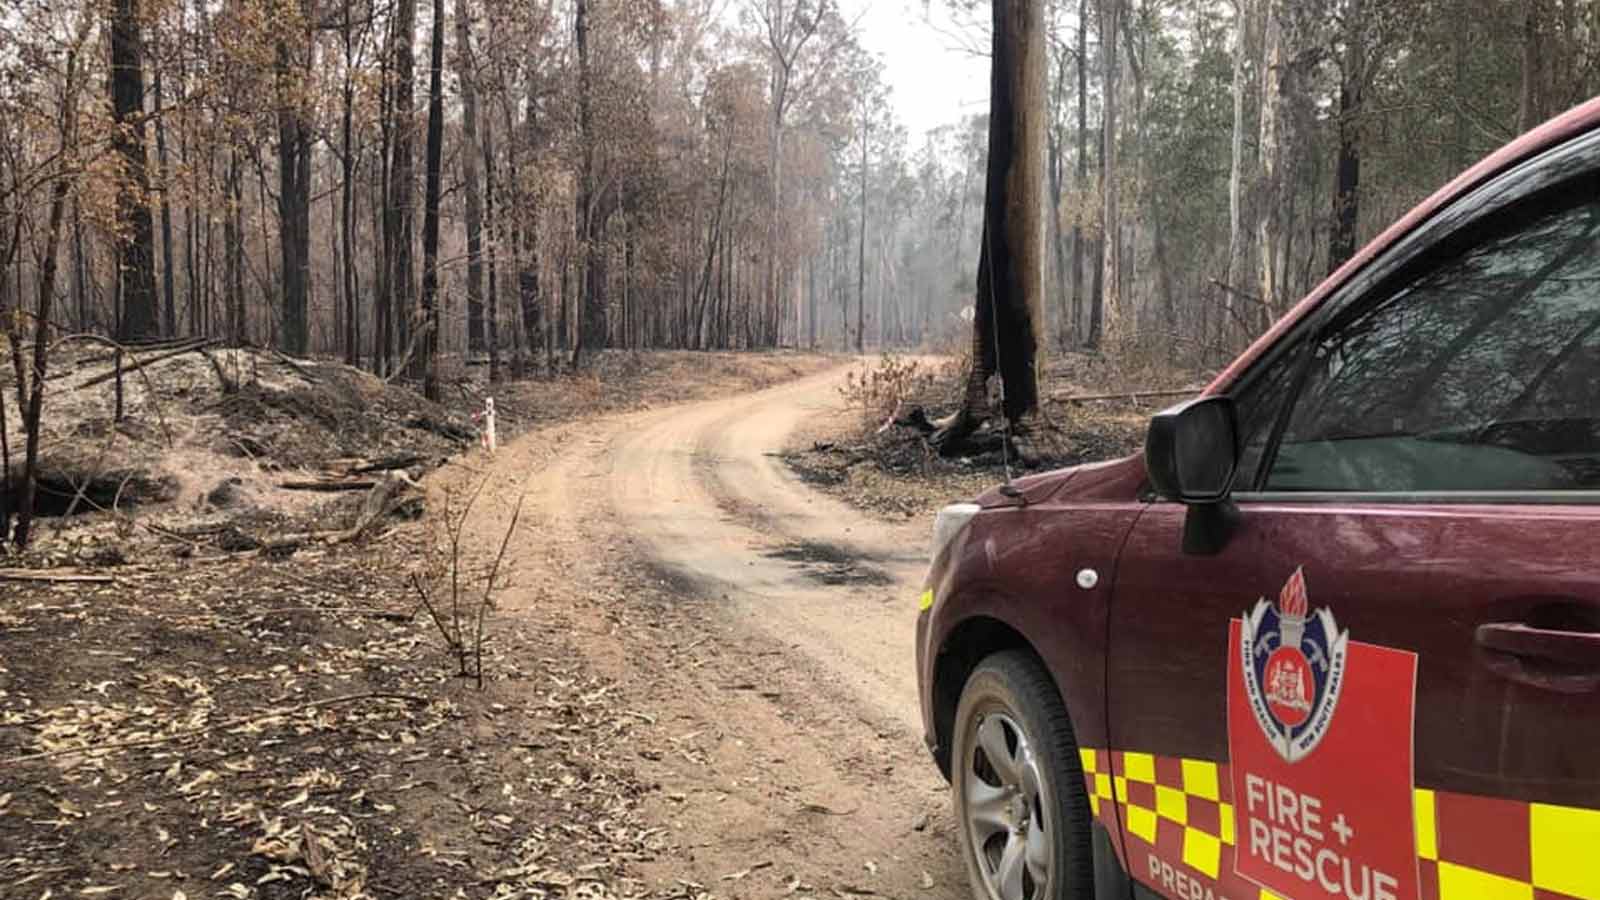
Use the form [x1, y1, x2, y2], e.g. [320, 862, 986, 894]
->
[606, 370, 932, 731]
[470, 363, 970, 898]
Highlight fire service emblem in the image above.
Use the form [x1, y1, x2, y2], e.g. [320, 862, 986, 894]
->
[1239, 567, 1350, 763]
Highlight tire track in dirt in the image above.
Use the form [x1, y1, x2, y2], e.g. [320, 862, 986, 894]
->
[467, 364, 969, 899]
[604, 369, 931, 731]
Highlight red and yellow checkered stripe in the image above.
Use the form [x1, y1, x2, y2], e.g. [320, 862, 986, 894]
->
[1079, 748, 1600, 900]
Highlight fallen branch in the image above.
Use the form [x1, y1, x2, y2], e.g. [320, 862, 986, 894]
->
[2, 691, 428, 764]
[196, 345, 239, 394]
[237, 471, 418, 554]
[0, 568, 115, 584]
[76, 336, 203, 365]
[257, 605, 417, 623]
[271, 349, 322, 384]
[42, 333, 178, 446]
[404, 414, 473, 443]
[1050, 387, 1197, 404]
[279, 479, 380, 492]
[78, 339, 216, 389]
[383, 318, 431, 386]
[325, 453, 427, 475]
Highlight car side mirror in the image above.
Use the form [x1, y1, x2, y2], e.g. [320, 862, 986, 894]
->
[1145, 395, 1239, 502]
[1144, 396, 1240, 554]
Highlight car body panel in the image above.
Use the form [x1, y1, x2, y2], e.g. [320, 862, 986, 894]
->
[1108, 499, 1600, 886]
[918, 503, 1129, 756]
[919, 456, 1149, 765]
[919, 99, 1600, 900]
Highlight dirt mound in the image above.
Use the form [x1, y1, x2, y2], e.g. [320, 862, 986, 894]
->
[2, 345, 471, 523]
[0, 344, 478, 571]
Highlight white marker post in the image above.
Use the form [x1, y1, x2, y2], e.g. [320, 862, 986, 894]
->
[482, 397, 498, 455]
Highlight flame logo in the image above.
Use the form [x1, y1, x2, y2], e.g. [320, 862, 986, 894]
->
[1278, 566, 1309, 620]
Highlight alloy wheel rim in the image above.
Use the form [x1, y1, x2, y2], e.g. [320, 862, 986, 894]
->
[964, 710, 1051, 900]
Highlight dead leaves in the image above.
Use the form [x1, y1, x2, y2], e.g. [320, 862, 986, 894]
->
[0, 541, 701, 900]
[249, 816, 352, 893]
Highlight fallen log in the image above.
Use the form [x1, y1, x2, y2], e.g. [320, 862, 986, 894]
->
[0, 568, 116, 584]
[323, 452, 427, 475]
[239, 472, 419, 554]
[404, 414, 474, 443]
[279, 479, 379, 492]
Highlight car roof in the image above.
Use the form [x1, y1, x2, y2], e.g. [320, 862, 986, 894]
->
[1207, 96, 1600, 394]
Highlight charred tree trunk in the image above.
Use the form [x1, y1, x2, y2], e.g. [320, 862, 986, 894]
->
[11, 37, 86, 547]
[807, 251, 817, 349]
[1328, 0, 1363, 274]
[501, 92, 540, 370]
[376, 28, 394, 372]
[276, 16, 314, 356]
[110, 0, 160, 343]
[72, 198, 88, 331]
[483, 116, 502, 383]
[225, 149, 245, 345]
[341, 1, 359, 365]
[856, 105, 867, 354]
[455, 0, 487, 355]
[937, 0, 1047, 447]
[574, 0, 606, 361]
[389, 0, 417, 373]
[153, 43, 176, 337]
[1518, 0, 1547, 133]
[417, 0, 445, 399]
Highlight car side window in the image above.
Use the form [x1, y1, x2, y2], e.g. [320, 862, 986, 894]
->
[1262, 189, 1600, 493]
[1231, 342, 1304, 491]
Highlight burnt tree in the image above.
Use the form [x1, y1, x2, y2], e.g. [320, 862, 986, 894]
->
[418, 0, 445, 399]
[455, 0, 487, 355]
[574, 0, 606, 361]
[387, 0, 417, 375]
[276, 0, 314, 356]
[110, 0, 159, 342]
[936, 0, 1047, 446]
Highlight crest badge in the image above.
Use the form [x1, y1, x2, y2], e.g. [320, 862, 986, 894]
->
[1238, 567, 1350, 763]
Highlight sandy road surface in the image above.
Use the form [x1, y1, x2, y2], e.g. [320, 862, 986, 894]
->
[468, 363, 971, 898]
[604, 369, 933, 731]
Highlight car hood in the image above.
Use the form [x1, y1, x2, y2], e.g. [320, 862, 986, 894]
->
[974, 453, 1148, 508]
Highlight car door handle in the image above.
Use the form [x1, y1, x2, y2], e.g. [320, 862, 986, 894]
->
[1475, 622, 1600, 666]
[1475, 622, 1600, 693]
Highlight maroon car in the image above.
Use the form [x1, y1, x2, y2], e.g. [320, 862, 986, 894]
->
[917, 101, 1600, 900]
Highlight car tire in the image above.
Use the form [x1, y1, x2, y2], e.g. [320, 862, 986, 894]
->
[952, 650, 1093, 900]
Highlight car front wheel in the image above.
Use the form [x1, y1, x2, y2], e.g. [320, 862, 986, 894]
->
[952, 650, 1093, 900]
